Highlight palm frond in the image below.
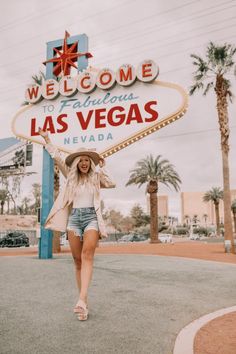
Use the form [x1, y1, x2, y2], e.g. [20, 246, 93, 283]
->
[203, 81, 214, 95]
[234, 65, 236, 76]
[126, 154, 181, 192]
[203, 187, 223, 203]
[189, 82, 204, 95]
[21, 101, 30, 106]
[190, 41, 236, 100]
[207, 42, 236, 73]
[227, 89, 234, 103]
[190, 53, 209, 75]
[31, 71, 46, 85]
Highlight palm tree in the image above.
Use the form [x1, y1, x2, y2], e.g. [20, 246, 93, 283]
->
[0, 189, 8, 215]
[192, 215, 198, 225]
[190, 42, 236, 253]
[13, 149, 25, 168]
[203, 213, 208, 227]
[126, 155, 181, 243]
[31, 183, 41, 214]
[203, 187, 223, 237]
[184, 215, 190, 226]
[22, 197, 31, 215]
[231, 199, 236, 234]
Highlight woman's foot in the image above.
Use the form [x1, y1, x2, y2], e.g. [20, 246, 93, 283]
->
[74, 298, 88, 313]
[74, 299, 89, 320]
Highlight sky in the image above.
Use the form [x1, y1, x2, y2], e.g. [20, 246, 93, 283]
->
[0, 0, 236, 218]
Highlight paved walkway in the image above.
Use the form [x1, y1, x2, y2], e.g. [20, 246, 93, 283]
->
[0, 241, 236, 354]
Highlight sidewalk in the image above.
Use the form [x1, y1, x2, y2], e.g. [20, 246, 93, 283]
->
[1, 240, 236, 354]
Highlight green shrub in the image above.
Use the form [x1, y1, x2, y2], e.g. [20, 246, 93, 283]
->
[173, 227, 189, 235]
[133, 225, 150, 237]
[193, 227, 214, 236]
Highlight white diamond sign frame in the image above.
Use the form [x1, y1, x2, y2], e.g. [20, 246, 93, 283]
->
[12, 60, 188, 158]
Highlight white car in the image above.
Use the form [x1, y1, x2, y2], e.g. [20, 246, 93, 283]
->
[189, 234, 200, 240]
[159, 234, 173, 243]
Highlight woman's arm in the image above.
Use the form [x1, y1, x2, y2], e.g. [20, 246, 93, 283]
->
[98, 158, 116, 188]
[38, 128, 69, 178]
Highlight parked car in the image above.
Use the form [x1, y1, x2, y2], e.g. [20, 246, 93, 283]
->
[0, 232, 29, 248]
[189, 234, 200, 240]
[132, 235, 147, 242]
[118, 234, 147, 242]
[159, 234, 173, 243]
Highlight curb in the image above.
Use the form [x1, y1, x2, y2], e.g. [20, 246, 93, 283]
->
[173, 305, 236, 354]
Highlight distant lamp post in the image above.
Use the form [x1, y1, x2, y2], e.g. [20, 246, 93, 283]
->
[203, 214, 208, 227]
[189, 223, 194, 238]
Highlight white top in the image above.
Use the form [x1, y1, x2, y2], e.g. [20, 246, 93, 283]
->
[73, 182, 94, 208]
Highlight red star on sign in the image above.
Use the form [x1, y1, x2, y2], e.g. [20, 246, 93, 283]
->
[43, 31, 93, 77]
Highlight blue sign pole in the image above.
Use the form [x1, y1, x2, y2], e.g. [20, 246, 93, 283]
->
[39, 33, 89, 259]
[39, 148, 54, 259]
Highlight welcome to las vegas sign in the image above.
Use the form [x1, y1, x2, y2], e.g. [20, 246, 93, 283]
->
[12, 33, 188, 158]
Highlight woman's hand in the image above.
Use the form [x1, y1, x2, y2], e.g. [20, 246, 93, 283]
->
[38, 127, 48, 138]
[99, 157, 106, 168]
[38, 128, 50, 143]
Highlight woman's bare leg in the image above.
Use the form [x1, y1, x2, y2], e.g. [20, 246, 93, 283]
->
[67, 231, 83, 295]
[79, 229, 99, 304]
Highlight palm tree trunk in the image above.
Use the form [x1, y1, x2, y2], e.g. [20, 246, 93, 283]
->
[7, 198, 10, 214]
[221, 148, 234, 252]
[215, 202, 220, 237]
[216, 78, 234, 253]
[149, 192, 159, 243]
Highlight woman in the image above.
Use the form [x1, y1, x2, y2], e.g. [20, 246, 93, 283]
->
[38, 128, 115, 321]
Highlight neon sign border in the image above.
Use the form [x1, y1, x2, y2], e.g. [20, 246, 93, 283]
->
[12, 79, 188, 157]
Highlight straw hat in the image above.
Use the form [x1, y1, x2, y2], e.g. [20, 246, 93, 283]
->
[65, 148, 101, 166]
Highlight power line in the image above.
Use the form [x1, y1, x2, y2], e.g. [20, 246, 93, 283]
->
[0, 0, 78, 31]
[0, 1, 236, 68]
[2, 10, 236, 78]
[0, 0, 137, 54]
[0, 0, 233, 70]
[0, 30, 235, 100]
[88, 0, 202, 40]
[91, 0, 236, 50]
[155, 126, 236, 140]
[95, 21, 236, 67]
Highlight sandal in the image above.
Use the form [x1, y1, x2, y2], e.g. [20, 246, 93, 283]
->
[74, 299, 89, 321]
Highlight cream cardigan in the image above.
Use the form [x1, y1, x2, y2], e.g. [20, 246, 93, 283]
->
[44, 144, 116, 238]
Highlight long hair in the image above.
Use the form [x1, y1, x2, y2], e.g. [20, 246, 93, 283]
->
[65, 156, 96, 205]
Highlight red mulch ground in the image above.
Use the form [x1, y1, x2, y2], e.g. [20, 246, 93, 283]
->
[194, 312, 236, 354]
[1, 241, 236, 264]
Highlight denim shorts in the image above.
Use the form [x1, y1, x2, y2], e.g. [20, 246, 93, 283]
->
[67, 207, 98, 241]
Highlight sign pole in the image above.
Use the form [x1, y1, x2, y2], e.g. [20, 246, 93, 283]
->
[39, 148, 54, 259]
[39, 34, 89, 259]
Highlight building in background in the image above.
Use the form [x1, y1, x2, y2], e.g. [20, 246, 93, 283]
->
[0, 137, 35, 215]
[181, 190, 236, 225]
[0, 137, 33, 177]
